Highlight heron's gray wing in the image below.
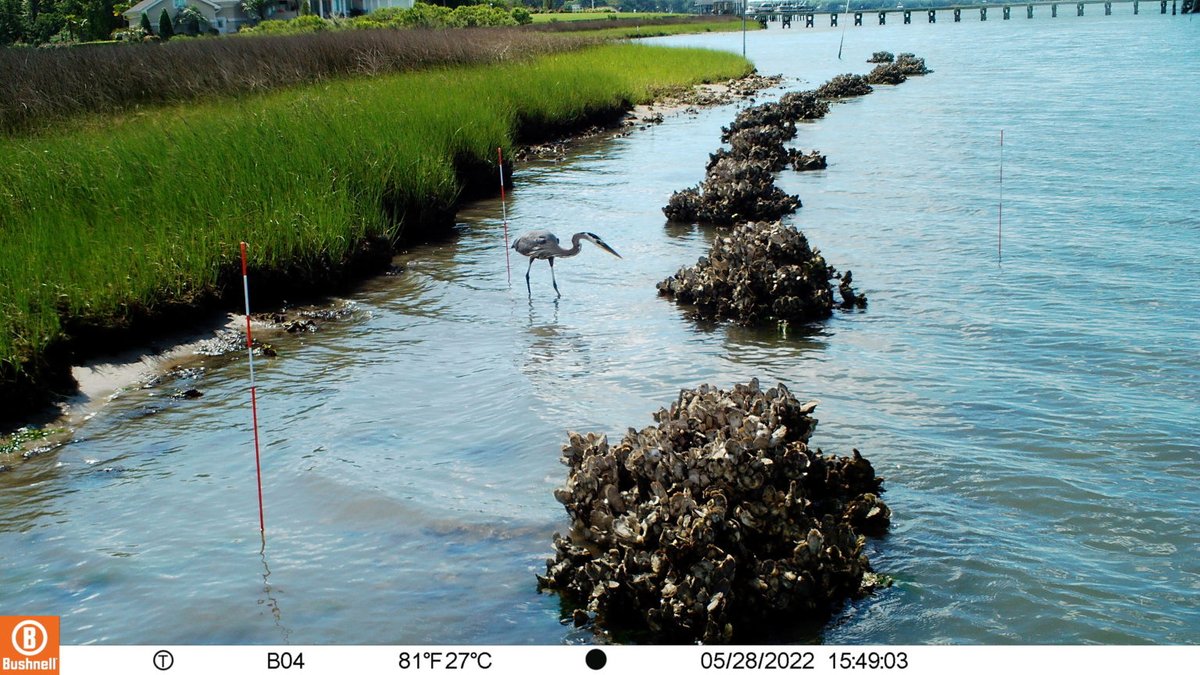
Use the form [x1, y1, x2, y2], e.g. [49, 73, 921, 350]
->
[513, 230, 559, 257]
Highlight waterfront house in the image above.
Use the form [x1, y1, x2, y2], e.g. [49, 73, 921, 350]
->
[694, 0, 740, 13]
[124, 0, 414, 35]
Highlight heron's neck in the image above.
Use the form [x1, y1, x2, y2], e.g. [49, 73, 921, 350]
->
[560, 233, 585, 258]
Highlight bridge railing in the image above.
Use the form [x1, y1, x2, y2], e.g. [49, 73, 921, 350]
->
[752, 0, 1182, 23]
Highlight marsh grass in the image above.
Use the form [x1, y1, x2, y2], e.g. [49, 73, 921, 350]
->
[0, 28, 590, 136]
[529, 12, 682, 23]
[578, 19, 757, 40]
[0, 44, 752, 396]
[527, 15, 749, 36]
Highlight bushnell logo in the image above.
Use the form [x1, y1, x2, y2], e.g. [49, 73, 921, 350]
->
[1, 617, 59, 674]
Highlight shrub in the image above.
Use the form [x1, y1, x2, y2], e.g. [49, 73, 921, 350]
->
[361, 7, 411, 22]
[390, 4, 453, 28]
[140, 12, 154, 35]
[448, 4, 518, 28]
[158, 8, 175, 39]
[243, 14, 334, 34]
[112, 27, 148, 42]
[348, 3, 522, 30]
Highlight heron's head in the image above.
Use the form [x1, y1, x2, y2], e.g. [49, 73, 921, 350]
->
[582, 232, 622, 259]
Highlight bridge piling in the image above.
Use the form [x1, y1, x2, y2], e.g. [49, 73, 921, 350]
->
[1077, 1, 1084, 15]
[806, 13, 814, 27]
[879, 10, 886, 24]
[1134, 0, 1138, 14]
[1053, 3, 1058, 16]
[830, 12, 837, 26]
[929, 8, 937, 21]
[954, 7, 961, 20]
[1172, 0, 1176, 14]
[1105, 1, 1111, 13]
[981, 6, 988, 19]
[904, 9, 911, 22]
[855, 11, 862, 25]
[1027, 4, 1034, 18]
[1003, 5, 1011, 18]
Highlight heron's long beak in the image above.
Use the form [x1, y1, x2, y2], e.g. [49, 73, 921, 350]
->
[595, 240, 622, 259]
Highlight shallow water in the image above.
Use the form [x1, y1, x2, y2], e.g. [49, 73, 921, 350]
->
[2, 12, 1198, 645]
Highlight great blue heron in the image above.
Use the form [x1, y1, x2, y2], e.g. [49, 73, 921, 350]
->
[511, 229, 622, 297]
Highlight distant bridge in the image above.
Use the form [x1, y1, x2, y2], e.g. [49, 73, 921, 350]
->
[751, 1, 1191, 28]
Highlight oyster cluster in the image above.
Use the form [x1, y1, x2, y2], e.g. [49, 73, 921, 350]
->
[657, 221, 864, 324]
[663, 155, 802, 226]
[791, 150, 827, 172]
[538, 379, 891, 644]
[724, 126, 797, 169]
[894, 53, 932, 75]
[866, 52, 933, 86]
[663, 89, 837, 225]
[778, 90, 831, 121]
[866, 63, 908, 86]
[815, 74, 874, 99]
[665, 56, 933, 226]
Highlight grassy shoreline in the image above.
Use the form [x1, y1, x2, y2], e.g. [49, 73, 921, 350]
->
[0, 43, 753, 428]
[0, 29, 591, 137]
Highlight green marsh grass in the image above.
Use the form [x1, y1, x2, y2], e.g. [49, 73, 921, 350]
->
[0, 44, 752, 393]
[529, 12, 681, 23]
[581, 19, 757, 40]
[526, 15, 751, 38]
[0, 28, 588, 136]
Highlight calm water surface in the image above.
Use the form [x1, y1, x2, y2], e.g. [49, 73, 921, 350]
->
[2, 13, 1198, 645]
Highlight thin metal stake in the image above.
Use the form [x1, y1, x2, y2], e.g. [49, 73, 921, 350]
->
[838, 0, 850, 59]
[240, 242, 266, 533]
[498, 147, 511, 286]
[998, 130, 1004, 264]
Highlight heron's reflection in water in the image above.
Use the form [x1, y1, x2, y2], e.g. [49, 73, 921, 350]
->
[518, 298, 599, 425]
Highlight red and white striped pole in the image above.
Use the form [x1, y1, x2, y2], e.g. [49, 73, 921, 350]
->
[498, 147, 511, 286]
[240, 242, 266, 534]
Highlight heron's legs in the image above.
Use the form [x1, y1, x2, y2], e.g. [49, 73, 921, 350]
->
[549, 257, 560, 297]
[525, 256, 534, 295]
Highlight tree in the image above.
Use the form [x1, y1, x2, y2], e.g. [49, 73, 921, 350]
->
[0, 0, 25, 44]
[158, 6, 173, 37]
[57, 0, 126, 42]
[174, 4, 207, 34]
[0, 0, 124, 45]
[242, 0, 271, 22]
[139, 10, 152, 33]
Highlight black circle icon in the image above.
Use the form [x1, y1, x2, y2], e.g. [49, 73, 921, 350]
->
[585, 648, 607, 670]
[153, 649, 174, 671]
